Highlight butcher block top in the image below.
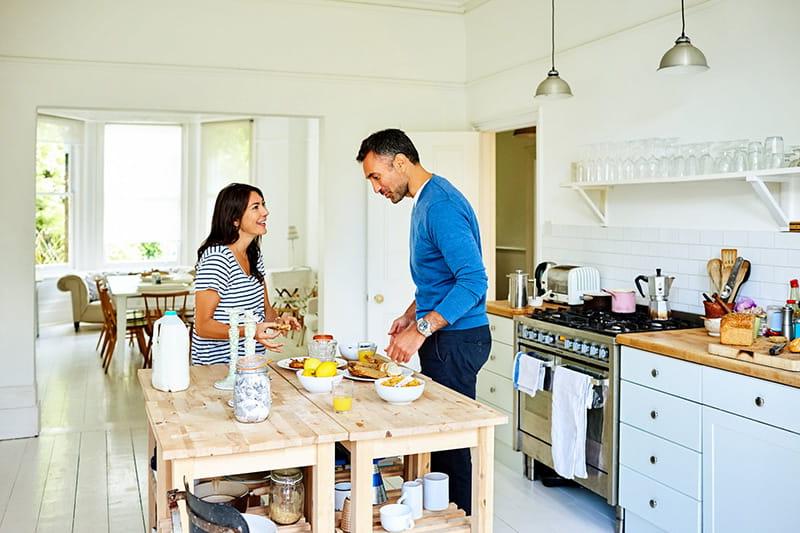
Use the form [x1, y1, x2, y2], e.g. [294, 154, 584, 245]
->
[274, 364, 508, 442]
[138, 365, 347, 460]
[617, 328, 800, 389]
[486, 299, 563, 319]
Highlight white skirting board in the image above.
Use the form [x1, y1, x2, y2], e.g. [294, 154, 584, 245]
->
[0, 385, 40, 440]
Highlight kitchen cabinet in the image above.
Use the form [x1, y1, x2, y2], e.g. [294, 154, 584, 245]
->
[479, 312, 522, 469]
[620, 346, 800, 533]
[702, 406, 800, 533]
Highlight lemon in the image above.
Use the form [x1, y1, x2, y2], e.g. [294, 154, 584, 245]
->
[302, 368, 315, 377]
[303, 357, 321, 371]
[315, 361, 338, 378]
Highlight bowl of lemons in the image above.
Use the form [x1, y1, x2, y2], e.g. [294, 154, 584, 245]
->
[296, 358, 344, 393]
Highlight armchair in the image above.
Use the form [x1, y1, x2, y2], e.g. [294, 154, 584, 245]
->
[57, 274, 104, 332]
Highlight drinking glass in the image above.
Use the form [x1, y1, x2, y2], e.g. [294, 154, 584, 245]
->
[660, 139, 678, 177]
[715, 142, 734, 173]
[732, 141, 748, 172]
[764, 136, 784, 169]
[684, 144, 699, 176]
[634, 140, 648, 179]
[647, 138, 662, 178]
[671, 144, 687, 176]
[622, 141, 636, 180]
[698, 143, 714, 174]
[332, 379, 354, 413]
[747, 141, 764, 171]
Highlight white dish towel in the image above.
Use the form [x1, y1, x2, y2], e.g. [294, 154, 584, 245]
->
[513, 352, 545, 397]
[551, 365, 594, 479]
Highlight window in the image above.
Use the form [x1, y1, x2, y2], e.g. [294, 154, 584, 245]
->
[103, 124, 182, 263]
[35, 116, 81, 266]
[201, 120, 252, 235]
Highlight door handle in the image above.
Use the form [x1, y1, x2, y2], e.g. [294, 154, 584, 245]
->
[373, 294, 384, 304]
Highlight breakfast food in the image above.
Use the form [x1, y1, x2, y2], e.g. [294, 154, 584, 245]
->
[789, 338, 800, 353]
[347, 362, 387, 379]
[720, 313, 755, 346]
[288, 358, 305, 369]
[383, 376, 421, 387]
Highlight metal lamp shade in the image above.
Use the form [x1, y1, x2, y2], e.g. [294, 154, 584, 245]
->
[535, 69, 573, 99]
[658, 36, 709, 73]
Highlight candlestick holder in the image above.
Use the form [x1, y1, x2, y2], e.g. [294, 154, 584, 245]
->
[214, 308, 242, 390]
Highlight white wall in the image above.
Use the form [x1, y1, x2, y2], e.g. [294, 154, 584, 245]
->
[0, 0, 467, 438]
[467, 0, 800, 305]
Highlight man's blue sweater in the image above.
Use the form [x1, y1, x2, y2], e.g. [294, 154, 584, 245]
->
[410, 175, 488, 330]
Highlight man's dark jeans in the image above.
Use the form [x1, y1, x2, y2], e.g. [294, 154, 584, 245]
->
[418, 324, 491, 516]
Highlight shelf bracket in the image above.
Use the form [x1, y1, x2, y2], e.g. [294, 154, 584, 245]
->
[746, 175, 789, 230]
[571, 185, 608, 226]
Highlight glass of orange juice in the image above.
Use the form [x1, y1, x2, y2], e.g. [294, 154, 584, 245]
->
[332, 380, 354, 413]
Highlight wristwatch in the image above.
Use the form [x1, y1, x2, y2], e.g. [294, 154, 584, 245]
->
[416, 317, 433, 338]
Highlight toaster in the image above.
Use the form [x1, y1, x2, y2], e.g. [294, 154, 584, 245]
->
[540, 265, 600, 305]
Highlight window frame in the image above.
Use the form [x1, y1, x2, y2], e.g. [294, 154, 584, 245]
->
[35, 141, 75, 279]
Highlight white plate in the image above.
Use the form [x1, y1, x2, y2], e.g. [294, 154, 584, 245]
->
[276, 357, 347, 371]
[242, 513, 277, 533]
[343, 367, 413, 382]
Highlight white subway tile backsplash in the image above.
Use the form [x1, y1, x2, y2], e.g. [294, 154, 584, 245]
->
[545, 223, 798, 312]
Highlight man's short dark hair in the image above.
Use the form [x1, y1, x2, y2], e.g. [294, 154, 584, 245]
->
[356, 129, 420, 164]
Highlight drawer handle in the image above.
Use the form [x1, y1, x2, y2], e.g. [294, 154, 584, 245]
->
[651, 368, 659, 378]
[755, 396, 765, 407]
[490, 355, 496, 361]
[649, 499, 658, 509]
[490, 324, 496, 331]
[649, 455, 657, 465]
[650, 410, 658, 420]
[490, 386, 496, 393]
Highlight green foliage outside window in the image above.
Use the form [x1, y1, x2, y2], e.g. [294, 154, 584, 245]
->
[35, 143, 69, 264]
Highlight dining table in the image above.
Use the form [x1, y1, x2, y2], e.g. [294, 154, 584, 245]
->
[105, 274, 193, 370]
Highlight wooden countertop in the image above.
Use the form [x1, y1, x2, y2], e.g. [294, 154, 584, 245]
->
[617, 328, 800, 389]
[486, 299, 563, 319]
[138, 365, 347, 460]
[273, 364, 508, 442]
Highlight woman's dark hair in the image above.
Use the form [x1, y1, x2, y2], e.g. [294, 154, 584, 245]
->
[197, 183, 265, 284]
[356, 128, 420, 164]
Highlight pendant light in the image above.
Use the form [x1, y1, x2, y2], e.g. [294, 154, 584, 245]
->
[658, 0, 709, 73]
[535, 0, 572, 100]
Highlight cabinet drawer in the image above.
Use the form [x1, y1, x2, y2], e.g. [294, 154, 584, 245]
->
[625, 512, 668, 533]
[621, 347, 701, 402]
[484, 341, 513, 378]
[620, 466, 701, 533]
[620, 423, 701, 500]
[620, 381, 701, 451]
[489, 314, 513, 345]
[702, 366, 800, 435]
[476, 369, 514, 412]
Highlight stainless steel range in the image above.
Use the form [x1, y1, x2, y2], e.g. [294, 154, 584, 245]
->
[512, 307, 700, 523]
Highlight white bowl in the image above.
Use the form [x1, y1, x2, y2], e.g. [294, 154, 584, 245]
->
[339, 341, 377, 361]
[242, 514, 277, 533]
[704, 316, 721, 337]
[374, 376, 425, 405]
[295, 369, 344, 394]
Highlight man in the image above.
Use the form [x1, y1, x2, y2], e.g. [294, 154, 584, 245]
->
[356, 129, 490, 515]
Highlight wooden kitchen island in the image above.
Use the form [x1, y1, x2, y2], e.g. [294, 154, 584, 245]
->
[141, 364, 507, 533]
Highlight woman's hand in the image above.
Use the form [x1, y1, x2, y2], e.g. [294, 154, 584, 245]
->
[276, 312, 301, 331]
[256, 322, 284, 352]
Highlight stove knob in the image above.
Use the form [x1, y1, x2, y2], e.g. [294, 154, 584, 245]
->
[572, 340, 583, 353]
[599, 346, 609, 360]
[547, 334, 555, 345]
[589, 344, 600, 357]
[581, 342, 591, 355]
[537, 331, 546, 342]
[564, 338, 573, 350]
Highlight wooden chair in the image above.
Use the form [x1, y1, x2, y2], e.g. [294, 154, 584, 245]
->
[141, 290, 192, 368]
[269, 268, 317, 346]
[98, 283, 148, 373]
[95, 278, 145, 358]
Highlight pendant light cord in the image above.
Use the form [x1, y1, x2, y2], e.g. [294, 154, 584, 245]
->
[550, 0, 556, 70]
[680, 0, 686, 37]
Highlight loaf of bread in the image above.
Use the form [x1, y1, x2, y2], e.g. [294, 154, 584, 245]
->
[720, 313, 755, 346]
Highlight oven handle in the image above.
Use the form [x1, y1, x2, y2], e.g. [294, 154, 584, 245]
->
[524, 352, 555, 368]
[557, 364, 609, 409]
[559, 363, 608, 387]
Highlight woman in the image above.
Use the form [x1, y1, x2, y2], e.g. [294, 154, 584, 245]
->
[192, 183, 300, 365]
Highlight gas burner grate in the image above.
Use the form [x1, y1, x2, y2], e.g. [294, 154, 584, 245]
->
[530, 307, 699, 335]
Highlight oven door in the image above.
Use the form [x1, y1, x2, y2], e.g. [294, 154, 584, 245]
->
[515, 349, 556, 445]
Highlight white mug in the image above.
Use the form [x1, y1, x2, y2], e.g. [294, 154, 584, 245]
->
[379, 503, 415, 532]
[397, 479, 423, 519]
[334, 481, 351, 512]
[422, 472, 449, 511]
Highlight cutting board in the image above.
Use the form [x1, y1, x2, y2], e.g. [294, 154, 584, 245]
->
[708, 338, 800, 371]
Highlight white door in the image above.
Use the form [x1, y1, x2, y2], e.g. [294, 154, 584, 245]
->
[365, 132, 481, 363]
[702, 406, 800, 533]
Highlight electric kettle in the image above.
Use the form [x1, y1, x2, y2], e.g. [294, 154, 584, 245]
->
[635, 268, 675, 321]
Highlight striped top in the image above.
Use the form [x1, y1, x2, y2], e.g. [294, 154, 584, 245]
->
[191, 245, 267, 365]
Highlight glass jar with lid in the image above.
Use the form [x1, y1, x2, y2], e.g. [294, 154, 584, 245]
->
[233, 356, 271, 423]
[269, 468, 304, 524]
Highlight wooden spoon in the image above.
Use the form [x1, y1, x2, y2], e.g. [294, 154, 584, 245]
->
[707, 258, 723, 293]
[727, 259, 750, 304]
[721, 248, 738, 286]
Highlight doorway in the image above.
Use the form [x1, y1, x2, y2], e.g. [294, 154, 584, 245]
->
[494, 127, 536, 300]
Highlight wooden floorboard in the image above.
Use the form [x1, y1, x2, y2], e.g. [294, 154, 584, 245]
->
[0, 435, 56, 533]
[107, 429, 144, 533]
[36, 433, 81, 532]
[0, 438, 28, 525]
[73, 431, 109, 533]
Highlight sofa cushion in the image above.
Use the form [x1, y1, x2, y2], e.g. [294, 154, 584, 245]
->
[84, 274, 100, 302]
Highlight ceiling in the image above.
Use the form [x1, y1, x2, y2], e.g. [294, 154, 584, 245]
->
[324, 0, 489, 14]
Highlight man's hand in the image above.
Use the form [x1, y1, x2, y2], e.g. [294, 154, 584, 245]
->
[388, 314, 414, 338]
[385, 323, 425, 363]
